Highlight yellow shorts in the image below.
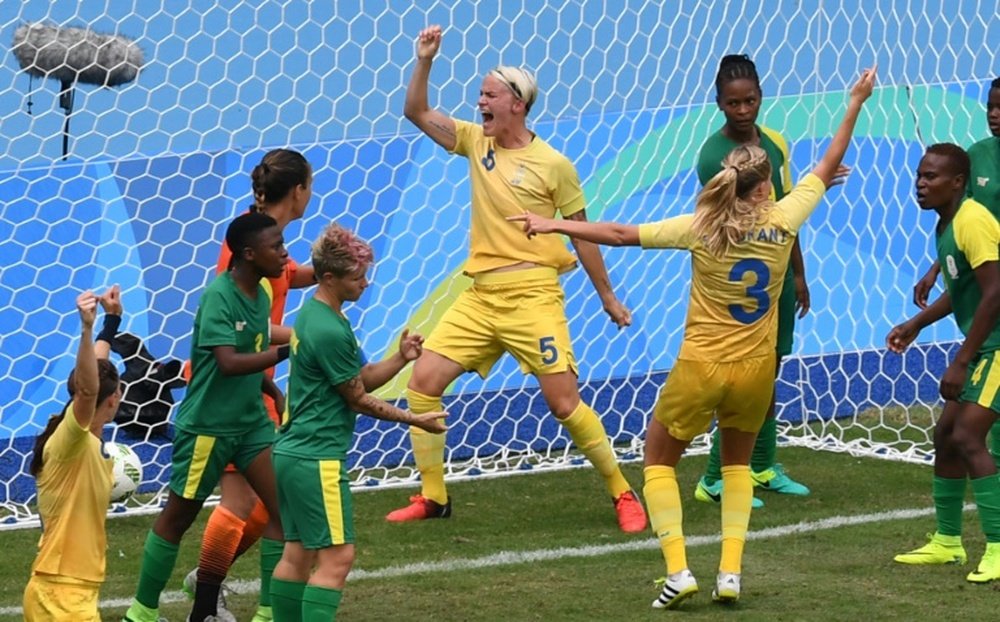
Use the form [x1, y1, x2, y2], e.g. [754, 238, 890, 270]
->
[425, 268, 578, 378]
[23, 574, 101, 621]
[653, 352, 776, 441]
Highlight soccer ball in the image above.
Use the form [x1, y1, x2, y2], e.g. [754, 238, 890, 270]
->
[107, 442, 142, 503]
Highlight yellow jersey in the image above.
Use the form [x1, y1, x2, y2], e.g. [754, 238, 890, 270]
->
[451, 119, 584, 275]
[638, 174, 826, 362]
[31, 405, 113, 583]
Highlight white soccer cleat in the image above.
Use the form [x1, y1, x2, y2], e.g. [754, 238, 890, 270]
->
[651, 569, 699, 609]
[712, 572, 741, 603]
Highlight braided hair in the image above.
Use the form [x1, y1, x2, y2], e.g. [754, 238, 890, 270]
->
[715, 54, 761, 98]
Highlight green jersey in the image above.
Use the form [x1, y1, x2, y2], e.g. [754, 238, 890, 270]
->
[697, 125, 792, 200]
[274, 299, 363, 460]
[937, 198, 1000, 353]
[968, 136, 1000, 217]
[175, 273, 271, 435]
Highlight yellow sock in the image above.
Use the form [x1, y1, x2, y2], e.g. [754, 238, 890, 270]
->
[560, 401, 630, 497]
[720, 465, 753, 574]
[407, 388, 448, 505]
[643, 465, 687, 573]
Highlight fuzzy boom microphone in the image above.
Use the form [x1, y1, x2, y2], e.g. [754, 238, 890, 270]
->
[12, 22, 143, 87]
[11, 23, 143, 158]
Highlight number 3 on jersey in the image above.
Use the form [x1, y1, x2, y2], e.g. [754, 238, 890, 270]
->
[728, 258, 771, 324]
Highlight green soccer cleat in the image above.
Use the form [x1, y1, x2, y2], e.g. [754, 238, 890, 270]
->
[750, 464, 810, 495]
[967, 542, 1000, 583]
[651, 569, 699, 609]
[894, 533, 967, 565]
[694, 476, 764, 508]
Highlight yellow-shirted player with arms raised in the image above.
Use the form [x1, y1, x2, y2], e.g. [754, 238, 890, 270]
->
[23, 289, 123, 621]
[389, 24, 646, 533]
[511, 68, 876, 608]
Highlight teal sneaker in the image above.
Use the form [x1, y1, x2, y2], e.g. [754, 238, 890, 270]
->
[694, 476, 764, 508]
[751, 464, 810, 495]
[967, 542, 1000, 582]
[894, 532, 967, 565]
[250, 605, 274, 622]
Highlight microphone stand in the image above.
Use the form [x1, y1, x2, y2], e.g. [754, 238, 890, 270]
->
[58, 79, 75, 161]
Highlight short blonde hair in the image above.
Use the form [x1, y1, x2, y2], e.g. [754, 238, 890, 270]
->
[311, 223, 374, 278]
[489, 66, 538, 113]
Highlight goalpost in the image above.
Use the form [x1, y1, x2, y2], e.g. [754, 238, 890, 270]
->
[0, 1, 990, 528]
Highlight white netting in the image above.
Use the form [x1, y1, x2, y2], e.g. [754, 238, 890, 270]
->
[2, 1, 996, 528]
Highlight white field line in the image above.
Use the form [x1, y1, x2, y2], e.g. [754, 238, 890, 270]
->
[0, 503, 973, 617]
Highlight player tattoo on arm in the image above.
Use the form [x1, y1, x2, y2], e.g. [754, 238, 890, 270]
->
[429, 119, 456, 138]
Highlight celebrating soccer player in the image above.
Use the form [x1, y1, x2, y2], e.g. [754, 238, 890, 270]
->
[889, 143, 1000, 583]
[269, 223, 446, 621]
[693, 54, 814, 507]
[185, 149, 316, 622]
[510, 67, 876, 607]
[124, 213, 291, 622]
[23, 289, 122, 621]
[387, 24, 647, 533]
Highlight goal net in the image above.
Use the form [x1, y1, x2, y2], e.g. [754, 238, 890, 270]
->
[0, 1, 990, 528]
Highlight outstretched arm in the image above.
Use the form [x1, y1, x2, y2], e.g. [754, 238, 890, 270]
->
[810, 67, 877, 188]
[335, 375, 446, 433]
[403, 25, 457, 151]
[508, 212, 640, 246]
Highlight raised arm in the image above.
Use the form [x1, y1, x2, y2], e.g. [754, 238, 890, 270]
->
[810, 67, 877, 188]
[71, 291, 100, 428]
[361, 329, 422, 391]
[403, 25, 457, 151]
[95, 284, 122, 360]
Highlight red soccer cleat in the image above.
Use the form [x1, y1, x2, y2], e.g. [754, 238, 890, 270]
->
[614, 490, 648, 533]
[385, 494, 452, 522]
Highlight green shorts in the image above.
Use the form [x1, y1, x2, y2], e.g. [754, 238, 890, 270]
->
[168, 419, 275, 501]
[273, 453, 354, 548]
[961, 350, 1000, 413]
[776, 267, 796, 357]
[425, 268, 578, 378]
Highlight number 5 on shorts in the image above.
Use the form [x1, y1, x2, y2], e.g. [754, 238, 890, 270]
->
[539, 336, 558, 365]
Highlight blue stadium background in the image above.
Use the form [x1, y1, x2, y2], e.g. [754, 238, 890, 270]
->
[2, 0, 997, 508]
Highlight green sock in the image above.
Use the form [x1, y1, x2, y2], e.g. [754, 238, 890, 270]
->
[703, 428, 722, 485]
[933, 476, 967, 537]
[750, 416, 778, 473]
[260, 538, 284, 607]
[132, 530, 180, 610]
[302, 585, 343, 622]
[991, 421, 1000, 469]
[972, 474, 1000, 543]
[271, 577, 306, 622]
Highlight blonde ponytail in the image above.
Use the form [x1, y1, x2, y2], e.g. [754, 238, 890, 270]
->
[692, 145, 774, 257]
